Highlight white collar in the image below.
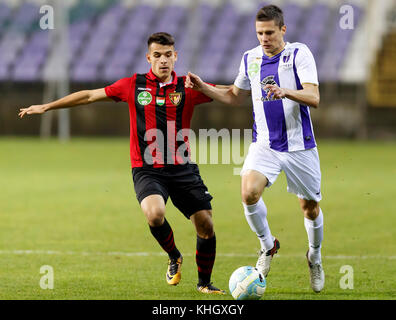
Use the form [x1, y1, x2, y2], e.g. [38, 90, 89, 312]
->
[159, 76, 173, 88]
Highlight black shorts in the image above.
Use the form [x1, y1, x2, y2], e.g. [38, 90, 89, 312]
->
[132, 163, 213, 219]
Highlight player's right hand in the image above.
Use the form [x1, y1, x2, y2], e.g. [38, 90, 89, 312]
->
[18, 105, 47, 118]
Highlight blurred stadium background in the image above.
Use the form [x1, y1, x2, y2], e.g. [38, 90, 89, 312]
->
[0, 0, 395, 140]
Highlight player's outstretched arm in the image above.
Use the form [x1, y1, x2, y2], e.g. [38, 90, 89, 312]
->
[18, 88, 111, 118]
[264, 83, 320, 108]
[185, 72, 250, 107]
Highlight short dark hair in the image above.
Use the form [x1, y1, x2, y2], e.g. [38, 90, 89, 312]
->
[147, 32, 175, 48]
[256, 5, 284, 28]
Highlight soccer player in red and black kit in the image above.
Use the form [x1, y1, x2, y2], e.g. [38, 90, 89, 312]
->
[19, 32, 225, 295]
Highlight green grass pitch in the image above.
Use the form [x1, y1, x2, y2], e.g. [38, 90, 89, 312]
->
[0, 137, 395, 300]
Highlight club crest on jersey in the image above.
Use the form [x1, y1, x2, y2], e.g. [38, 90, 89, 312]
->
[283, 52, 291, 63]
[169, 92, 182, 106]
[260, 75, 277, 88]
[137, 91, 152, 105]
[280, 51, 293, 69]
[261, 75, 280, 101]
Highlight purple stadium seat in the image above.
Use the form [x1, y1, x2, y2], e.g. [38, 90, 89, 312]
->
[71, 63, 98, 82]
[297, 3, 331, 59]
[101, 49, 134, 81]
[9, 2, 40, 31]
[8, 29, 49, 81]
[69, 18, 97, 69]
[0, 2, 12, 27]
[103, 65, 132, 81]
[283, 3, 304, 42]
[68, 3, 131, 81]
[132, 53, 151, 75]
[70, 20, 91, 35]
[0, 63, 9, 80]
[319, 4, 364, 81]
[110, 49, 134, 65]
[0, 31, 26, 63]
[195, 3, 240, 81]
[119, 4, 159, 73]
[128, 4, 188, 73]
[124, 4, 156, 32]
[1, 0, 364, 84]
[13, 61, 40, 81]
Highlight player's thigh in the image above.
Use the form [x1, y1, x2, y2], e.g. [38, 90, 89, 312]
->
[132, 167, 169, 226]
[240, 143, 282, 203]
[168, 164, 213, 219]
[132, 167, 169, 201]
[283, 148, 322, 203]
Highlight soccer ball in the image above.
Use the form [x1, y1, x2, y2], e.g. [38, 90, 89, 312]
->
[229, 266, 266, 300]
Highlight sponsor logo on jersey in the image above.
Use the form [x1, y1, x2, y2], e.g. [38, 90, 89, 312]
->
[248, 62, 260, 78]
[137, 91, 152, 105]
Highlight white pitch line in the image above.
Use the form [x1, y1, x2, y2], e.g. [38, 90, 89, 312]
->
[0, 250, 395, 260]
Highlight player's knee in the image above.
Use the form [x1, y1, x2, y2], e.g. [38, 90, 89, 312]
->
[304, 210, 318, 220]
[241, 171, 267, 205]
[300, 200, 319, 220]
[241, 188, 261, 205]
[145, 207, 166, 227]
[199, 220, 214, 239]
[193, 211, 214, 239]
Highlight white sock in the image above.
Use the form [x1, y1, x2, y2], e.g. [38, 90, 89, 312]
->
[304, 208, 323, 264]
[242, 198, 274, 251]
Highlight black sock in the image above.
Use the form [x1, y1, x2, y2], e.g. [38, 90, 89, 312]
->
[149, 218, 181, 260]
[196, 234, 216, 286]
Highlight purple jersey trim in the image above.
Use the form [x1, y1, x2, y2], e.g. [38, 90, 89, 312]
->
[261, 53, 289, 152]
[252, 110, 257, 142]
[245, 52, 257, 141]
[293, 48, 316, 149]
[243, 53, 249, 79]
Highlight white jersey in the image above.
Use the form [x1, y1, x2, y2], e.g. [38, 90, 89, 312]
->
[234, 42, 319, 152]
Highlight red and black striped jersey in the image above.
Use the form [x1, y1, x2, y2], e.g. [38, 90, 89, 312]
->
[105, 69, 213, 168]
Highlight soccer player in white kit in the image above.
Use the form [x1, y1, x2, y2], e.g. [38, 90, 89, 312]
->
[186, 5, 325, 293]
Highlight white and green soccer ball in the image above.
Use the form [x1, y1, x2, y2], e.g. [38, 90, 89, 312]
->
[229, 266, 266, 300]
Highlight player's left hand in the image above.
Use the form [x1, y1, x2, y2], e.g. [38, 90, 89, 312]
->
[263, 84, 287, 100]
[185, 72, 204, 91]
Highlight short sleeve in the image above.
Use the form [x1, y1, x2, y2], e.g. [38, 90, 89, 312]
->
[234, 53, 251, 90]
[104, 77, 132, 102]
[190, 83, 215, 105]
[295, 46, 319, 85]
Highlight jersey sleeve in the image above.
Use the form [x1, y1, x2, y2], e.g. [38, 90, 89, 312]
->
[190, 83, 215, 105]
[104, 77, 132, 102]
[294, 46, 319, 86]
[233, 53, 251, 90]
